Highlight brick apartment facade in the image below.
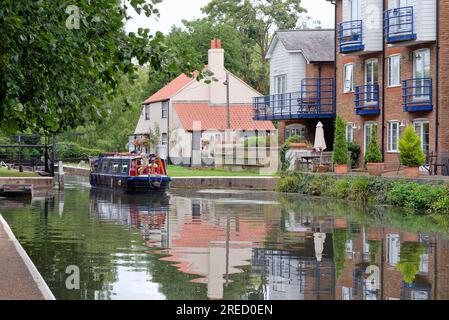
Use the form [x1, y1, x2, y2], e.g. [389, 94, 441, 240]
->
[331, 0, 449, 172]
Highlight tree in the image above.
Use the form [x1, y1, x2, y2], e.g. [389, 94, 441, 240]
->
[364, 126, 383, 164]
[399, 125, 426, 167]
[62, 68, 151, 152]
[0, 0, 203, 135]
[333, 117, 349, 165]
[201, 0, 315, 94]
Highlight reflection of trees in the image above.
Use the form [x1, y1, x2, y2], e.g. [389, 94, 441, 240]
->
[397, 242, 425, 284]
[2, 189, 144, 300]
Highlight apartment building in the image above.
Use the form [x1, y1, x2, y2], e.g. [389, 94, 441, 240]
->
[253, 29, 336, 146]
[330, 0, 449, 171]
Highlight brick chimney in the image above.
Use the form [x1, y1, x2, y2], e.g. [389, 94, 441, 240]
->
[208, 38, 224, 75]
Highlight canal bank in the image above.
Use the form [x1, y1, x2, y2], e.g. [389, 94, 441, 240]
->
[0, 215, 55, 300]
[0, 177, 55, 197]
[63, 166, 279, 191]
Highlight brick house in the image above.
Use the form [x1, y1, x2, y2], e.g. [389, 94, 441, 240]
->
[253, 29, 336, 146]
[329, 0, 449, 172]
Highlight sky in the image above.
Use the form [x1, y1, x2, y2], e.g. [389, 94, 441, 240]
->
[125, 0, 335, 34]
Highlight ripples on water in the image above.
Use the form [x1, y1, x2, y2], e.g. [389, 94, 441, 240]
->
[1, 175, 449, 300]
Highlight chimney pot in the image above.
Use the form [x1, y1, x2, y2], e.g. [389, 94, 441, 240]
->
[216, 39, 221, 49]
[211, 38, 216, 49]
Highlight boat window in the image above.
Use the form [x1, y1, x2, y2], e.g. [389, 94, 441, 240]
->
[121, 161, 129, 174]
[112, 162, 120, 174]
[101, 160, 109, 173]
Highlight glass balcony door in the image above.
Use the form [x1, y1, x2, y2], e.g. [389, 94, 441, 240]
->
[392, 0, 412, 34]
[413, 49, 431, 101]
[365, 59, 378, 104]
[413, 120, 430, 158]
[274, 75, 287, 114]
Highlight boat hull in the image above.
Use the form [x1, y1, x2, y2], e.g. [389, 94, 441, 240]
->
[90, 173, 171, 193]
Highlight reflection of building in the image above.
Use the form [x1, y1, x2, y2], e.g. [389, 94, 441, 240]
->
[334, 220, 449, 300]
[161, 195, 268, 300]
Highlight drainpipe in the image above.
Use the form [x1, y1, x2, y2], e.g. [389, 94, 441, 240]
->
[435, 0, 440, 175]
[381, 0, 386, 158]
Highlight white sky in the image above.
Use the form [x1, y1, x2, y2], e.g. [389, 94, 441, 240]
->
[125, 0, 335, 34]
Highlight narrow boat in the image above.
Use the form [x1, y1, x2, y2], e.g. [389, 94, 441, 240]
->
[89, 153, 171, 193]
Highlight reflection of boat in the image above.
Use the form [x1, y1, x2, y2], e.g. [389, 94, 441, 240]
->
[89, 189, 170, 248]
[89, 154, 171, 193]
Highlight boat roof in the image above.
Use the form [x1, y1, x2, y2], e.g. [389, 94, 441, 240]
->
[100, 156, 142, 160]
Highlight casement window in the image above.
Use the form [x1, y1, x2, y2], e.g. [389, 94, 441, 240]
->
[388, 55, 401, 87]
[161, 133, 168, 145]
[364, 122, 377, 153]
[344, 63, 354, 93]
[144, 105, 151, 120]
[162, 101, 169, 119]
[387, 121, 400, 152]
[346, 124, 354, 143]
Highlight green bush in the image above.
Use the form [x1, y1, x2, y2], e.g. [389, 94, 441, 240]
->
[364, 126, 383, 164]
[276, 173, 449, 219]
[399, 125, 426, 167]
[348, 142, 361, 168]
[280, 135, 305, 171]
[387, 182, 447, 211]
[348, 177, 370, 202]
[57, 142, 104, 159]
[333, 117, 349, 165]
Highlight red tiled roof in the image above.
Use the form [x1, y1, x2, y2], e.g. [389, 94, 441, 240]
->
[143, 74, 193, 104]
[173, 103, 275, 131]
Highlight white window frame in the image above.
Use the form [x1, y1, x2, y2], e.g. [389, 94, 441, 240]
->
[161, 101, 169, 119]
[144, 105, 151, 121]
[274, 74, 287, 95]
[344, 63, 355, 93]
[387, 121, 400, 153]
[346, 123, 354, 143]
[388, 55, 401, 87]
[364, 122, 377, 153]
[413, 119, 430, 156]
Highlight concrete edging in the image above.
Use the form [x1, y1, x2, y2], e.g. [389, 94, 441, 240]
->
[0, 215, 55, 300]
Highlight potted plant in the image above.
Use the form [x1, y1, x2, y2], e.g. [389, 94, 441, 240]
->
[398, 125, 426, 178]
[365, 126, 384, 176]
[333, 117, 350, 174]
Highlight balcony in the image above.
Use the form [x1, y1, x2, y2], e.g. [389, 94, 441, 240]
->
[253, 78, 335, 121]
[355, 84, 380, 116]
[385, 7, 417, 44]
[402, 78, 433, 112]
[339, 20, 364, 53]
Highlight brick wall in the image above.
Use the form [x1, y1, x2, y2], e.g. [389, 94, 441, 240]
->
[335, 0, 445, 171]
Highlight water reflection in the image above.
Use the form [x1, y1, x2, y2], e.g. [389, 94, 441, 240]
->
[1, 175, 449, 300]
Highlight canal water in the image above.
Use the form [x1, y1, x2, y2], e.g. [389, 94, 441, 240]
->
[1, 175, 449, 300]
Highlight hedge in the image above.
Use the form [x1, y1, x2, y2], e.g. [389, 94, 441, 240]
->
[276, 172, 449, 218]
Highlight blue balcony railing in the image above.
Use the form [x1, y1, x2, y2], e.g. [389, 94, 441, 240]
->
[339, 20, 364, 53]
[385, 6, 416, 43]
[253, 78, 335, 121]
[355, 84, 380, 115]
[402, 78, 433, 112]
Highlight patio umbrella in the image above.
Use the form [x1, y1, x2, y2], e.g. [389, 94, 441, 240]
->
[314, 232, 326, 262]
[314, 122, 327, 164]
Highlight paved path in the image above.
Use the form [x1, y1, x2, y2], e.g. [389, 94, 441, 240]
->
[0, 215, 55, 300]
